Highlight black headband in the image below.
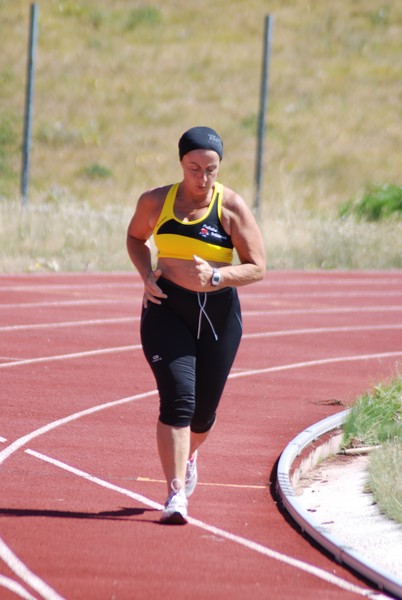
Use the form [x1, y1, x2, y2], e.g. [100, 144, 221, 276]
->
[178, 126, 223, 160]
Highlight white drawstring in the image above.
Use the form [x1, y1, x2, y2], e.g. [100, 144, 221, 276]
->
[197, 293, 218, 341]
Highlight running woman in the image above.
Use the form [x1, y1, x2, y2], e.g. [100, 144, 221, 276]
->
[126, 126, 266, 524]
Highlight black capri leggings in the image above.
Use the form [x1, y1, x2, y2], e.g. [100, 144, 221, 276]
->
[140, 277, 242, 433]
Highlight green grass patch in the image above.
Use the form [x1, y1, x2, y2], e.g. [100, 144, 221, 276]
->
[342, 376, 402, 447]
[342, 375, 402, 525]
[79, 162, 113, 180]
[340, 184, 402, 221]
[124, 7, 162, 31]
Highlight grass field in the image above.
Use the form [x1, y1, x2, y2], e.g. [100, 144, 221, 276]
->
[2, 194, 402, 272]
[1, 0, 402, 271]
[342, 376, 402, 525]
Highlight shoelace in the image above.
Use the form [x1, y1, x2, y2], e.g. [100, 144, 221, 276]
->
[185, 453, 196, 481]
[196, 292, 218, 341]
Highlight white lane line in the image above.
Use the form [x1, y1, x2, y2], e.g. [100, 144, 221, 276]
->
[2, 319, 401, 337]
[23, 449, 385, 599]
[1, 273, 400, 290]
[0, 539, 64, 600]
[0, 317, 138, 333]
[2, 351, 402, 467]
[0, 282, 140, 293]
[2, 322, 402, 370]
[230, 350, 402, 380]
[0, 450, 41, 598]
[0, 391, 156, 466]
[185, 520, 384, 599]
[0, 271, 133, 279]
[246, 276, 402, 287]
[2, 299, 402, 314]
[0, 575, 38, 600]
[0, 299, 136, 309]
[0, 345, 141, 369]
[243, 290, 402, 298]
[0, 445, 162, 600]
[243, 323, 402, 339]
[3, 285, 401, 297]
[25, 449, 163, 510]
[243, 305, 402, 316]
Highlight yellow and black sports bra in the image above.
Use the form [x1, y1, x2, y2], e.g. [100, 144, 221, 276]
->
[153, 182, 234, 263]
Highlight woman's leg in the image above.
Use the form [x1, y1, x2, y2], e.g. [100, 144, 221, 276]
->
[141, 297, 197, 497]
[184, 291, 241, 497]
[156, 424, 210, 495]
[189, 428, 212, 457]
[157, 422, 190, 494]
[191, 290, 242, 433]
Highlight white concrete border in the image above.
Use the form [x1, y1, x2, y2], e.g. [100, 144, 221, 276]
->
[276, 410, 402, 600]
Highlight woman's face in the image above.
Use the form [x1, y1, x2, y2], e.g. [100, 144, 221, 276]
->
[181, 149, 220, 196]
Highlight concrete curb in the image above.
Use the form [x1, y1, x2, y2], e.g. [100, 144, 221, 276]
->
[276, 410, 402, 600]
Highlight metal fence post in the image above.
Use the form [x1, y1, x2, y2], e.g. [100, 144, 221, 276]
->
[254, 14, 273, 217]
[21, 3, 39, 206]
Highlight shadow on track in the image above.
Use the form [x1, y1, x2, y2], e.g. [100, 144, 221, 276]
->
[0, 506, 157, 521]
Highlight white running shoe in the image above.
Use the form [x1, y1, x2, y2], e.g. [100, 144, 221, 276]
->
[160, 485, 188, 525]
[185, 450, 198, 498]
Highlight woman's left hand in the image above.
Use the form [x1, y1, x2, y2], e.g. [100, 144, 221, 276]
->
[192, 255, 214, 288]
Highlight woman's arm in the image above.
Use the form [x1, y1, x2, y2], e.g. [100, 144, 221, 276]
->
[194, 188, 266, 289]
[126, 189, 168, 306]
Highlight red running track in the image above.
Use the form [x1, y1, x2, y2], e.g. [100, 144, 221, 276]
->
[1, 270, 402, 600]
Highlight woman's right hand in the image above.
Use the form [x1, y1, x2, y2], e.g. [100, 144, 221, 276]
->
[143, 268, 167, 308]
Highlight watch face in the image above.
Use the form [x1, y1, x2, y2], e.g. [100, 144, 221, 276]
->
[212, 270, 221, 285]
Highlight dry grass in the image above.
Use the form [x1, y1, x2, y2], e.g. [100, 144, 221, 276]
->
[0, 192, 133, 272]
[1, 190, 402, 272]
[1, 0, 402, 270]
[2, 0, 402, 206]
[369, 441, 402, 524]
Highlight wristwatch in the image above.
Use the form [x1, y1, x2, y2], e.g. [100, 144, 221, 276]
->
[211, 268, 221, 287]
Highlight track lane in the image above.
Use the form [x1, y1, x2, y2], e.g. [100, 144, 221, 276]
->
[1, 271, 401, 599]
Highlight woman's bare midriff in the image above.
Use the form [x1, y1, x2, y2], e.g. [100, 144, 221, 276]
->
[157, 257, 230, 292]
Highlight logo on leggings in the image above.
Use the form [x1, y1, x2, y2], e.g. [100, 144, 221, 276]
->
[152, 354, 162, 363]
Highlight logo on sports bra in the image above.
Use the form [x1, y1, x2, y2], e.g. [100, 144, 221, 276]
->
[199, 223, 228, 242]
